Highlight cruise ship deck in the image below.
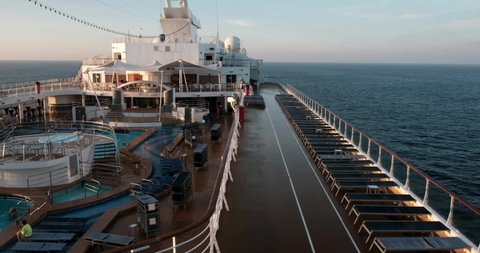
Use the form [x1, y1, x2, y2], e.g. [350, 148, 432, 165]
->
[217, 84, 365, 252]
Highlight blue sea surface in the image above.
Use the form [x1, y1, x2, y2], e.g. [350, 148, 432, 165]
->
[264, 62, 480, 209]
[0, 60, 80, 84]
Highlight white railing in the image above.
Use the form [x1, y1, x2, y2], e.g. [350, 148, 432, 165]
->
[0, 78, 80, 99]
[281, 83, 480, 251]
[0, 79, 238, 104]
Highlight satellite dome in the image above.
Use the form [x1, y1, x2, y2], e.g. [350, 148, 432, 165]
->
[224, 36, 241, 53]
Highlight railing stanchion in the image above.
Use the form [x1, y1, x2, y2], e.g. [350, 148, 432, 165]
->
[389, 155, 395, 175]
[447, 196, 454, 225]
[358, 133, 363, 152]
[423, 179, 430, 206]
[377, 147, 382, 167]
[405, 166, 411, 189]
[367, 139, 371, 158]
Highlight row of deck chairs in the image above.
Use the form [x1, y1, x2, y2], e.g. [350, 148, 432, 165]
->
[11, 216, 86, 252]
[130, 158, 183, 196]
[275, 94, 469, 253]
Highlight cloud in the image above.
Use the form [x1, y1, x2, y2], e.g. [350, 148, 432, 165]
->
[344, 12, 420, 20]
[448, 18, 480, 29]
[225, 19, 252, 27]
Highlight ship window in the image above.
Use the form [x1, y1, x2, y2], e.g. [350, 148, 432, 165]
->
[226, 75, 237, 83]
[165, 46, 170, 52]
[206, 55, 213, 61]
[93, 74, 101, 83]
[154, 46, 159, 51]
[114, 53, 122, 60]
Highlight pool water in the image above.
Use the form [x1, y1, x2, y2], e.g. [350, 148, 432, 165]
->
[116, 130, 144, 149]
[0, 196, 33, 231]
[52, 184, 113, 204]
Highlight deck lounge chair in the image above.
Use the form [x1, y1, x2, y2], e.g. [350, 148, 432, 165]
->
[351, 205, 431, 224]
[371, 236, 469, 252]
[341, 193, 415, 210]
[332, 180, 398, 196]
[12, 242, 67, 252]
[321, 165, 380, 177]
[359, 220, 449, 243]
[84, 231, 134, 247]
[27, 232, 76, 242]
[327, 172, 389, 185]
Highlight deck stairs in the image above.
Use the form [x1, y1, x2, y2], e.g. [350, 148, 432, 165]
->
[90, 142, 121, 185]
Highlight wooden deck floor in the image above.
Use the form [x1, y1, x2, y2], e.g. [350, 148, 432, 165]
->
[217, 85, 367, 253]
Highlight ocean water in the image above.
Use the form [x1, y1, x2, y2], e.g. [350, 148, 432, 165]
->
[0, 61, 478, 209]
[0, 60, 80, 84]
[264, 62, 480, 209]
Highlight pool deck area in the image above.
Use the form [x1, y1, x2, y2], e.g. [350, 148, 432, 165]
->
[0, 112, 234, 252]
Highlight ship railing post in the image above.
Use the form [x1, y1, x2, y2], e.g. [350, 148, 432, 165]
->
[389, 155, 395, 175]
[358, 133, 363, 152]
[377, 147, 382, 167]
[423, 179, 430, 206]
[172, 236, 176, 253]
[405, 166, 411, 190]
[343, 121, 348, 137]
[446, 196, 454, 225]
[367, 139, 371, 159]
[350, 128, 355, 143]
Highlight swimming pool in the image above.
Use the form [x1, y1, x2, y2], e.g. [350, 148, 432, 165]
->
[115, 130, 144, 149]
[52, 184, 113, 204]
[0, 196, 33, 231]
[38, 132, 83, 143]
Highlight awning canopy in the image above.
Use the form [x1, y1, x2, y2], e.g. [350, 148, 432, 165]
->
[159, 59, 217, 72]
[91, 60, 141, 72]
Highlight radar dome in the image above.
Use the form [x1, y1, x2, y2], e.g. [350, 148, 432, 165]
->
[224, 36, 241, 53]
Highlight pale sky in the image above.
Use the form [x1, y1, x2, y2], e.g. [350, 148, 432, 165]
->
[1, 0, 480, 64]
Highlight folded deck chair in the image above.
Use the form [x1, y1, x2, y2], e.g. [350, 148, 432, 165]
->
[351, 205, 431, 224]
[341, 193, 415, 210]
[327, 173, 389, 185]
[84, 231, 134, 247]
[27, 232, 76, 242]
[359, 220, 449, 243]
[12, 242, 67, 252]
[371, 236, 469, 252]
[333, 180, 398, 196]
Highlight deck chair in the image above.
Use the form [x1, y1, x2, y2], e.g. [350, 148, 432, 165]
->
[332, 180, 398, 196]
[84, 231, 134, 247]
[27, 232, 76, 242]
[321, 165, 380, 177]
[371, 236, 469, 252]
[11, 242, 67, 252]
[341, 193, 415, 210]
[359, 220, 449, 243]
[351, 205, 431, 224]
[327, 172, 389, 185]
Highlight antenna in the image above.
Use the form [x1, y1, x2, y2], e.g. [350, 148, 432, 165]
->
[216, 0, 219, 44]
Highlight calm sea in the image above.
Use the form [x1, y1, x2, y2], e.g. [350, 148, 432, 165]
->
[0, 61, 478, 209]
[0, 61, 81, 84]
[264, 62, 480, 209]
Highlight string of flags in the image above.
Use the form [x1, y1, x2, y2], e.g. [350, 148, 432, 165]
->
[25, 0, 159, 38]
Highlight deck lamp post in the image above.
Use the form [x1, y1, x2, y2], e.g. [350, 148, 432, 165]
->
[159, 70, 163, 126]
